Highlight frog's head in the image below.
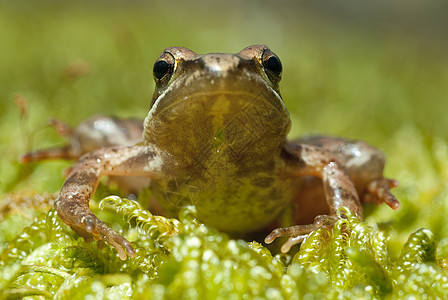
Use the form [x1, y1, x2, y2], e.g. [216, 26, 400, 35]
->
[144, 45, 291, 170]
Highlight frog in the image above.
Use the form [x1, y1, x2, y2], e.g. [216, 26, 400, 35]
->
[21, 45, 399, 260]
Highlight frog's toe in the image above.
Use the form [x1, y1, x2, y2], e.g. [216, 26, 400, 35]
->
[265, 214, 338, 252]
[264, 223, 316, 244]
[364, 178, 400, 210]
[101, 230, 136, 260]
[78, 214, 136, 260]
[280, 235, 308, 253]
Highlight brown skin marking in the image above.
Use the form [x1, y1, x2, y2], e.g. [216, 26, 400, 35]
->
[22, 45, 399, 259]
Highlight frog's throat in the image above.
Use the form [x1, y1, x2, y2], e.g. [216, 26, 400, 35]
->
[143, 73, 291, 171]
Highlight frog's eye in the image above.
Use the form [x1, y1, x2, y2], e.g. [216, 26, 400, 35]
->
[153, 52, 175, 82]
[261, 49, 282, 84]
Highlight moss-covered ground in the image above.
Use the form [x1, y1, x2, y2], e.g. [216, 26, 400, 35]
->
[1, 1, 448, 298]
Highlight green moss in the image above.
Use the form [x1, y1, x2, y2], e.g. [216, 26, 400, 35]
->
[1, 198, 447, 298]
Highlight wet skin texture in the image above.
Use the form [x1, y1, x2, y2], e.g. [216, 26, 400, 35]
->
[21, 45, 399, 260]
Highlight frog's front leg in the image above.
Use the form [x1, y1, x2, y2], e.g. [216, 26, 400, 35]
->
[266, 143, 363, 252]
[54, 144, 165, 260]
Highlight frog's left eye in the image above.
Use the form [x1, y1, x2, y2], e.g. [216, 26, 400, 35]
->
[262, 49, 282, 84]
[153, 52, 175, 82]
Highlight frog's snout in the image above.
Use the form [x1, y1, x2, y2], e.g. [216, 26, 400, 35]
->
[197, 53, 241, 75]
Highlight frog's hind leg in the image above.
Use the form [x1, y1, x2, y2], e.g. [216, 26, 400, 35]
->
[19, 145, 79, 163]
[49, 118, 75, 138]
[291, 176, 329, 225]
[20, 115, 144, 164]
[19, 118, 78, 163]
[364, 178, 400, 209]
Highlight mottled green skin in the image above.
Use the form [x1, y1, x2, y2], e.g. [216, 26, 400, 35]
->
[144, 51, 300, 233]
[152, 176, 299, 234]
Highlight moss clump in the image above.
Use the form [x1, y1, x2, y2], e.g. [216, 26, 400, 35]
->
[1, 196, 447, 299]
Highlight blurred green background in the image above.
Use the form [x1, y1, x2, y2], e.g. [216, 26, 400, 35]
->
[1, 0, 448, 246]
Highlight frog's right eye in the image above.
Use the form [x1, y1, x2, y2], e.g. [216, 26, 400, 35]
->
[153, 52, 175, 82]
[261, 49, 282, 84]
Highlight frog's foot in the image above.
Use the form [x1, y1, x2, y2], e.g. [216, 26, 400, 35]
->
[49, 118, 74, 137]
[19, 119, 77, 164]
[265, 214, 339, 253]
[363, 178, 400, 210]
[56, 201, 136, 260]
[19, 145, 76, 163]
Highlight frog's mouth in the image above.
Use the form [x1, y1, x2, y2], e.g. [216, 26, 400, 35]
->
[143, 71, 291, 169]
